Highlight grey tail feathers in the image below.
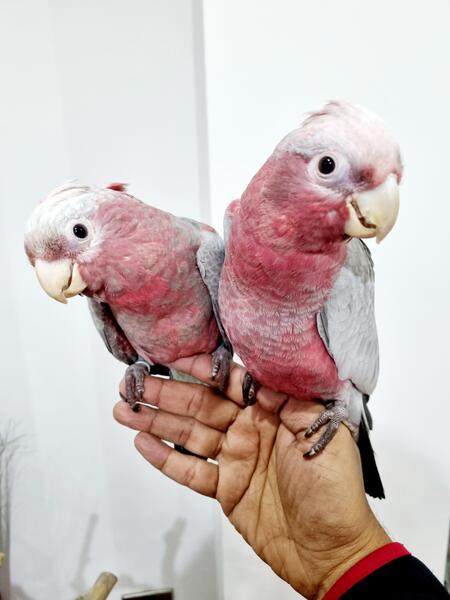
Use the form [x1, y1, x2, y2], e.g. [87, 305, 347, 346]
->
[358, 417, 385, 499]
[362, 393, 373, 430]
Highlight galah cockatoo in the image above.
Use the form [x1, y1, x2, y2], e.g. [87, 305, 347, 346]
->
[219, 102, 402, 498]
[24, 183, 232, 408]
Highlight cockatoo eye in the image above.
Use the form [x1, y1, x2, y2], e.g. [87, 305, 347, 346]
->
[309, 153, 349, 186]
[73, 223, 88, 239]
[318, 156, 336, 175]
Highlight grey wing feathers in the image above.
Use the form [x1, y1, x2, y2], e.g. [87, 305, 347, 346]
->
[87, 298, 137, 365]
[196, 230, 228, 343]
[317, 239, 379, 395]
[196, 230, 224, 304]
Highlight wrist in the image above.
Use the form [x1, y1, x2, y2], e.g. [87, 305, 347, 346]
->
[315, 517, 390, 599]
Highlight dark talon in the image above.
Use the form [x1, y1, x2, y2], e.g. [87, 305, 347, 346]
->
[304, 408, 334, 438]
[242, 372, 260, 406]
[303, 420, 340, 457]
[303, 399, 346, 457]
[211, 343, 232, 391]
[124, 360, 151, 410]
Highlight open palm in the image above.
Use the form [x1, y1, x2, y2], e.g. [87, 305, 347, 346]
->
[114, 355, 388, 599]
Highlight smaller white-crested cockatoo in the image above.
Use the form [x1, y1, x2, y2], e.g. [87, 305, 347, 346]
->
[218, 101, 402, 498]
[24, 182, 232, 409]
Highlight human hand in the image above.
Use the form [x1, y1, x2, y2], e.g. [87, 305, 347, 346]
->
[114, 355, 389, 599]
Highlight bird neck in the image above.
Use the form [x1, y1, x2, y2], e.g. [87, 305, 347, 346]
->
[227, 157, 347, 301]
[226, 213, 346, 304]
[239, 154, 349, 254]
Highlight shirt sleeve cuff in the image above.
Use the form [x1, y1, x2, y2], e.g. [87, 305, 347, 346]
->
[322, 542, 411, 600]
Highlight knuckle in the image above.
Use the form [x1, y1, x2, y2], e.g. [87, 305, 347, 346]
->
[142, 407, 158, 433]
[144, 377, 164, 407]
[211, 434, 223, 458]
[178, 418, 195, 447]
[184, 462, 198, 488]
[186, 387, 205, 418]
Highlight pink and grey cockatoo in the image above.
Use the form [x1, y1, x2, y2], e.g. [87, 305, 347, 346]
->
[24, 182, 232, 408]
[219, 102, 402, 498]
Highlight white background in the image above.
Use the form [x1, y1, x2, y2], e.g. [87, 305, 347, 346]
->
[0, 1, 449, 599]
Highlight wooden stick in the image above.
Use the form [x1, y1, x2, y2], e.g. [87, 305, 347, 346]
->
[0, 553, 5, 567]
[83, 572, 117, 600]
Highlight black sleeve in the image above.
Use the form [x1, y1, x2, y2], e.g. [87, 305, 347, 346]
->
[342, 555, 450, 599]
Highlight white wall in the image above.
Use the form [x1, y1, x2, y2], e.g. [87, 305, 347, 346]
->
[202, 1, 450, 598]
[0, 1, 221, 598]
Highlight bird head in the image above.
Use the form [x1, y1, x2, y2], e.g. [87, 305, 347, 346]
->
[263, 101, 402, 249]
[24, 182, 128, 303]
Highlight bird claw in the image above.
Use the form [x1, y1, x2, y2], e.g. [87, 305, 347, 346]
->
[211, 344, 232, 391]
[242, 372, 260, 406]
[303, 400, 348, 457]
[124, 361, 151, 411]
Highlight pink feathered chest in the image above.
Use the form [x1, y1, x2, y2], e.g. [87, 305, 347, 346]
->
[81, 213, 220, 364]
[219, 236, 347, 400]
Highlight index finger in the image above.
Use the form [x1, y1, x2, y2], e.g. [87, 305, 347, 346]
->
[170, 354, 290, 413]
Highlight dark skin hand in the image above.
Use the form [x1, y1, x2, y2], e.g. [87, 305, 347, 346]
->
[114, 355, 389, 599]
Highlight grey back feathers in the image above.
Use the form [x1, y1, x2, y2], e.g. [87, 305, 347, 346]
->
[317, 239, 379, 396]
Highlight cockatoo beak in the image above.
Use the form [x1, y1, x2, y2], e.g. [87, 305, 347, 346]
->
[35, 258, 87, 304]
[344, 173, 400, 243]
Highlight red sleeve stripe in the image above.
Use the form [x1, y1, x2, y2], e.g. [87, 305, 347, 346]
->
[322, 542, 410, 600]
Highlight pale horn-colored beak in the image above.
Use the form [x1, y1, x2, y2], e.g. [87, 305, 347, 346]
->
[344, 173, 400, 243]
[35, 258, 87, 304]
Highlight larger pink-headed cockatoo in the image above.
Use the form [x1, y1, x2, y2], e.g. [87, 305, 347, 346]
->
[24, 182, 232, 408]
[219, 102, 402, 498]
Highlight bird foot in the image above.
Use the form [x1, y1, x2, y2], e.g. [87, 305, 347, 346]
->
[242, 372, 260, 406]
[124, 360, 151, 411]
[211, 343, 232, 391]
[304, 399, 350, 457]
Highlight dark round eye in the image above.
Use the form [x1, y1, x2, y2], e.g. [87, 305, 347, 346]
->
[73, 223, 88, 239]
[318, 156, 336, 175]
